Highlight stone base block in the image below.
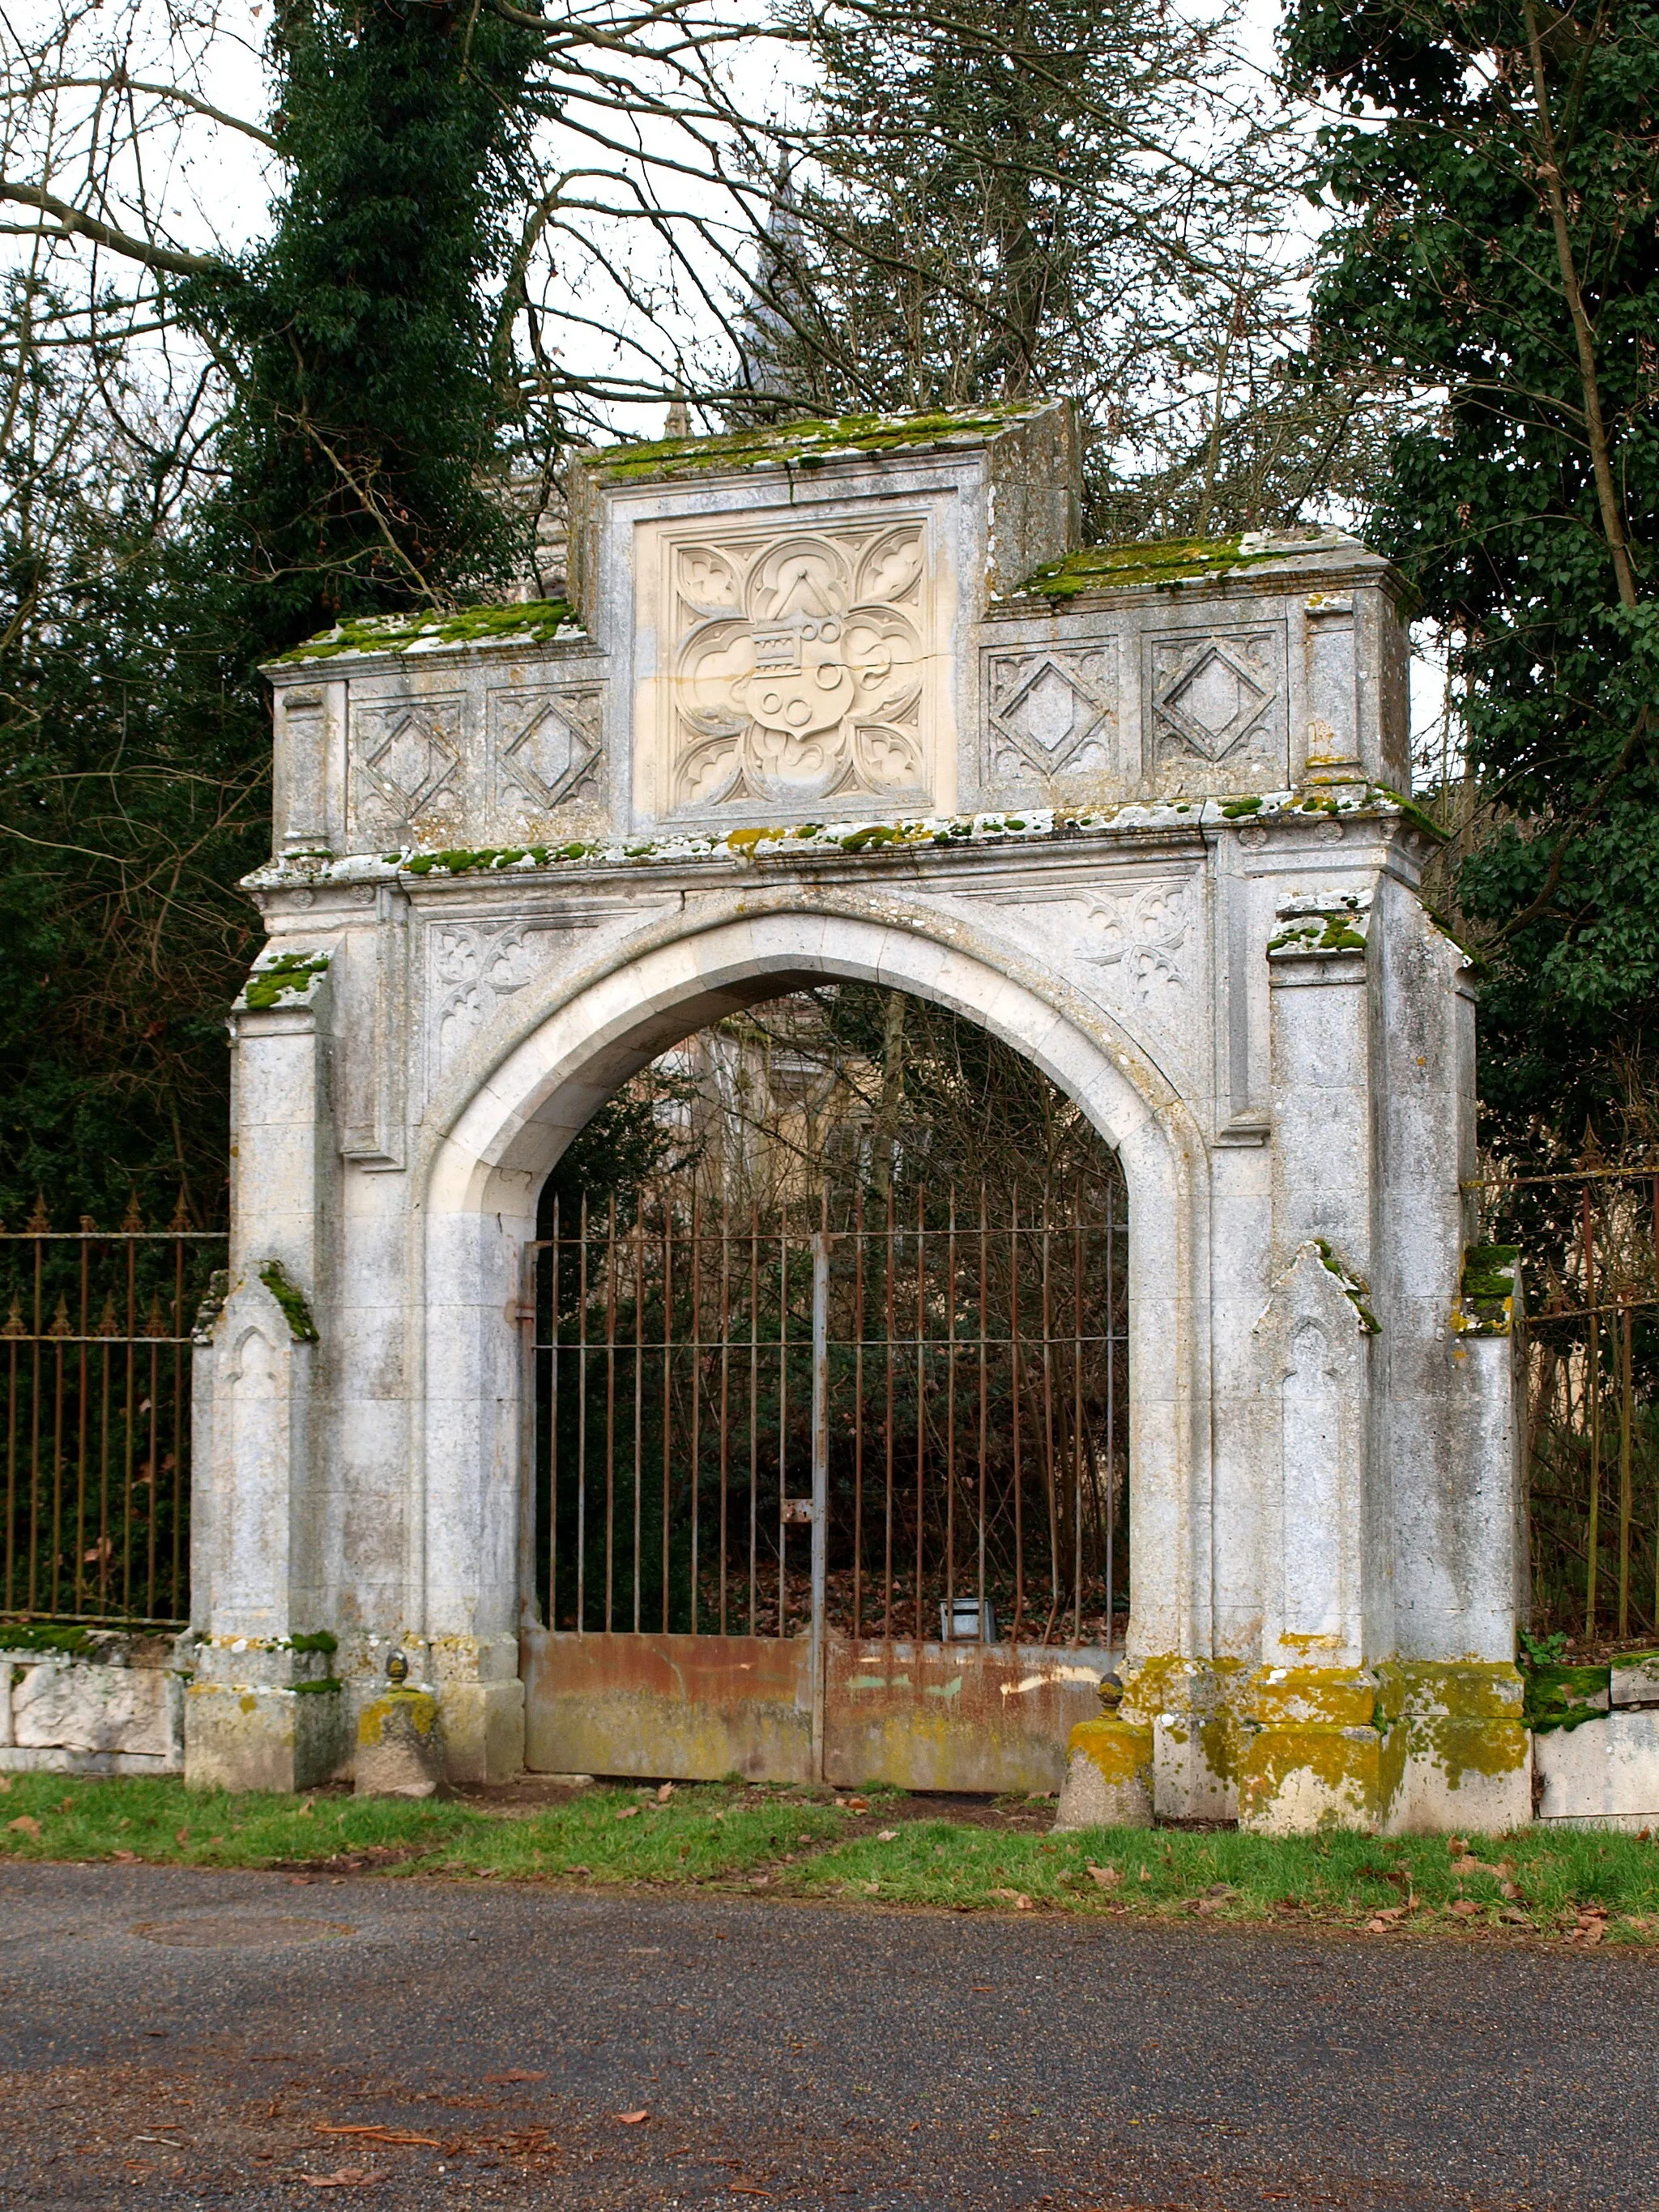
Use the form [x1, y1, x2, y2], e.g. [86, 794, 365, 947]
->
[1238, 1667, 1381, 1835]
[1377, 1662, 1531, 1835]
[1052, 1717, 1153, 1830]
[437, 1676, 525, 1786]
[356, 1687, 444, 1798]
[185, 1681, 347, 1795]
[1536, 1709, 1659, 1829]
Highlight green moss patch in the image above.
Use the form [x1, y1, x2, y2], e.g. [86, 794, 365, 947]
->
[1522, 1662, 1611, 1734]
[273, 599, 579, 665]
[1019, 534, 1275, 600]
[578, 403, 1047, 485]
[0, 1623, 95, 1655]
[1459, 1244, 1519, 1336]
[258, 1259, 319, 1345]
[242, 951, 329, 1010]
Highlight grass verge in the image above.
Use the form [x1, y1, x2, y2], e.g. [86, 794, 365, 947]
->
[1, 1771, 1655, 1944]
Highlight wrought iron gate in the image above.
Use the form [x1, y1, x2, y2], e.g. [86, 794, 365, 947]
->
[2, 1205, 224, 1628]
[519, 1183, 1125, 1789]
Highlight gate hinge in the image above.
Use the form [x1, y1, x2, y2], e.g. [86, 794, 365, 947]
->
[780, 1498, 816, 1525]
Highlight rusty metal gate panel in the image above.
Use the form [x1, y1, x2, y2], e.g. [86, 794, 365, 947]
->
[521, 1183, 1124, 1787]
[2, 1205, 225, 1629]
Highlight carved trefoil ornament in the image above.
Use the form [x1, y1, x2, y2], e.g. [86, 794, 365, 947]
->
[1149, 628, 1286, 771]
[983, 644, 1119, 782]
[349, 695, 463, 842]
[660, 519, 933, 813]
[987, 876, 1195, 1022]
[491, 684, 602, 815]
[426, 921, 565, 1083]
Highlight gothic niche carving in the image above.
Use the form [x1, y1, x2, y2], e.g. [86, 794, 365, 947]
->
[349, 696, 463, 842]
[667, 522, 930, 811]
[984, 645, 1117, 782]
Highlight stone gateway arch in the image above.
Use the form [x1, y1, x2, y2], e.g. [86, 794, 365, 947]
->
[186, 401, 1528, 1833]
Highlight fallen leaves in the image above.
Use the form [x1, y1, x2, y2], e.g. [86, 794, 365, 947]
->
[483, 2070, 546, 2085]
[835, 1796, 869, 1813]
[316, 2124, 442, 2148]
[301, 2168, 388, 2189]
[1085, 1863, 1121, 1888]
[989, 1887, 1034, 1911]
[876, 1829, 899, 1843]
[656, 1782, 676, 1803]
[615, 2109, 649, 2125]
[6, 1815, 40, 1836]
[1363, 1906, 1408, 1933]
[615, 1806, 642, 1822]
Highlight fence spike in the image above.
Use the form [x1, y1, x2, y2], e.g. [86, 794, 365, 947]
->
[2, 1300, 23, 1339]
[143, 1294, 168, 1340]
[26, 1195, 49, 1234]
[168, 1190, 192, 1233]
[96, 1295, 120, 1339]
[122, 1191, 146, 1234]
[79, 1214, 97, 1234]
[48, 1294, 71, 1339]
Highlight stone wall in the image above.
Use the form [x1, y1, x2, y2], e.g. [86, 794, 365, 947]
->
[0, 1633, 188, 1775]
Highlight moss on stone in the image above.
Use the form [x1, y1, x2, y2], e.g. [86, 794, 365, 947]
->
[1522, 1661, 1610, 1733]
[578, 403, 1047, 485]
[272, 599, 579, 665]
[242, 951, 329, 1010]
[1456, 1244, 1518, 1337]
[0, 1623, 94, 1655]
[258, 1259, 319, 1346]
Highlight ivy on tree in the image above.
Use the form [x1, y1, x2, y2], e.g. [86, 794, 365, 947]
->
[1284, 0, 1659, 1155]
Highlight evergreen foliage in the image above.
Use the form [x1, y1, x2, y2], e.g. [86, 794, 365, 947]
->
[0, 0, 539, 1224]
[1284, 0, 1659, 1153]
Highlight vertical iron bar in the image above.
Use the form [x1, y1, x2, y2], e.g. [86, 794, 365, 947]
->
[978, 1185, 988, 1638]
[1073, 1200, 1085, 1645]
[661, 1187, 673, 1634]
[884, 1183, 895, 1643]
[633, 1213, 645, 1635]
[1105, 1190, 1116, 1652]
[548, 1196, 561, 1629]
[852, 1183, 865, 1642]
[811, 1229, 830, 1782]
[689, 1188, 701, 1635]
[1041, 1187, 1059, 1643]
[1010, 1190, 1025, 1647]
[748, 1200, 760, 1637]
[719, 1215, 731, 1636]
[914, 1182, 926, 1645]
[1618, 1302, 1633, 1640]
[1584, 1183, 1600, 1636]
[604, 1193, 617, 1634]
[945, 1187, 957, 1639]
[576, 1193, 589, 1635]
[516, 1238, 539, 1629]
[778, 1210, 789, 1639]
[75, 1238, 89, 1612]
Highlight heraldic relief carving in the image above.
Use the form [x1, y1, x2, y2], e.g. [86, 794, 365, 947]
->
[662, 520, 933, 812]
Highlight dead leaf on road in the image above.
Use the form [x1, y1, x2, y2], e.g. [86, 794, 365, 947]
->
[300, 2170, 389, 2189]
[316, 2124, 441, 2148]
[615, 2109, 649, 2125]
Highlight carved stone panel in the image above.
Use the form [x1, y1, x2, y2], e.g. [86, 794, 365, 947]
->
[645, 514, 940, 818]
[490, 684, 603, 820]
[348, 695, 464, 846]
[983, 642, 1120, 784]
[425, 920, 566, 1085]
[1145, 626, 1287, 789]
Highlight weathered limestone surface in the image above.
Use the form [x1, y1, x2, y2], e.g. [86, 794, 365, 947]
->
[1536, 1712, 1659, 1831]
[0, 1635, 188, 1775]
[194, 401, 1525, 1826]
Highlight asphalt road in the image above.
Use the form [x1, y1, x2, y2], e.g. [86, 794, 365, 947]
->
[0, 1862, 1651, 2212]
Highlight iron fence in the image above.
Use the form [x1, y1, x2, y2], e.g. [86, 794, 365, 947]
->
[0, 1202, 224, 1628]
[1473, 1165, 1659, 1642]
[526, 1179, 1128, 1650]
